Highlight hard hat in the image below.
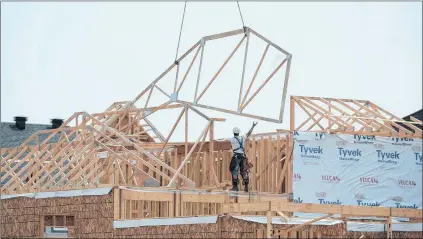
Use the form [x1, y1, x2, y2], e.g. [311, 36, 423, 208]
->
[233, 127, 241, 134]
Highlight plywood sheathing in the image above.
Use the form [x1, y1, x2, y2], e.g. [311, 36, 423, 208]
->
[342, 231, 423, 239]
[0, 192, 114, 238]
[114, 223, 218, 238]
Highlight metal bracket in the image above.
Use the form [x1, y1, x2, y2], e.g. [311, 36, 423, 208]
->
[170, 92, 178, 102]
[243, 26, 250, 37]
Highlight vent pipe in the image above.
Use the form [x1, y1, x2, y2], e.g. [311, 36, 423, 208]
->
[14, 116, 27, 130]
[51, 119, 63, 129]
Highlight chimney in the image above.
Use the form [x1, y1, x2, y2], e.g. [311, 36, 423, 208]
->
[51, 119, 64, 129]
[14, 116, 27, 130]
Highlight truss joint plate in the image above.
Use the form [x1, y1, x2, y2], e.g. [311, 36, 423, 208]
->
[170, 92, 178, 102]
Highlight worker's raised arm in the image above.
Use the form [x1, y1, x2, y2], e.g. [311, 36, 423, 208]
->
[245, 121, 258, 138]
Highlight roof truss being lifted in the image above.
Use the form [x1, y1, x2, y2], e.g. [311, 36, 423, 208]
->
[115, 27, 292, 124]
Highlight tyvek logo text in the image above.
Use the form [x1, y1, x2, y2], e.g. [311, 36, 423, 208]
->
[354, 135, 376, 144]
[391, 137, 414, 146]
[299, 145, 323, 160]
[338, 148, 362, 162]
[376, 150, 400, 164]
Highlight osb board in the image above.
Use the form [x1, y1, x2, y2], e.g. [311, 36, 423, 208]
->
[0, 191, 114, 238]
[0, 221, 40, 238]
[340, 231, 423, 239]
[220, 216, 345, 238]
[220, 216, 259, 238]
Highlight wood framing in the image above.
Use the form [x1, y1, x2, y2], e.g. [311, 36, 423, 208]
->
[2, 95, 422, 195]
[290, 96, 423, 138]
[110, 186, 293, 219]
[1, 26, 422, 238]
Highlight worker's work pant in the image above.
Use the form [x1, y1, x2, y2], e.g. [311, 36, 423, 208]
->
[229, 153, 249, 185]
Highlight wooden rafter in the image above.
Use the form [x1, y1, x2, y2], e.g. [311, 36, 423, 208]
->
[291, 96, 423, 137]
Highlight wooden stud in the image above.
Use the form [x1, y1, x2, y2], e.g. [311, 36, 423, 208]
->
[209, 121, 220, 187]
[266, 211, 272, 238]
[185, 107, 189, 179]
[387, 216, 392, 239]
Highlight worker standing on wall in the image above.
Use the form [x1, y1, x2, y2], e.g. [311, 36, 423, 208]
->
[229, 122, 258, 192]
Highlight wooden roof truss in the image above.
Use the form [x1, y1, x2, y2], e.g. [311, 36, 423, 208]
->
[291, 96, 423, 137]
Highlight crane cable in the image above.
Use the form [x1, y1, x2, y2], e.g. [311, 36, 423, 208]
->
[174, 1, 246, 62]
[174, 1, 187, 63]
[236, 1, 245, 27]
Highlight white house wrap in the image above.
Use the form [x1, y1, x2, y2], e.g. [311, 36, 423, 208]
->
[292, 131, 422, 209]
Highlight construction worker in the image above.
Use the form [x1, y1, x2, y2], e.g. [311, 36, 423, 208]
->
[229, 122, 258, 192]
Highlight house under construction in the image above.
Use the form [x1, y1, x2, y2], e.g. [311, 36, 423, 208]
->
[1, 27, 422, 238]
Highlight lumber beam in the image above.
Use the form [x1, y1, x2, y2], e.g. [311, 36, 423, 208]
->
[222, 202, 423, 218]
[174, 141, 231, 155]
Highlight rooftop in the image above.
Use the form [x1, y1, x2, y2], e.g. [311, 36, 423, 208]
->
[400, 109, 423, 131]
[0, 122, 71, 148]
[402, 109, 423, 122]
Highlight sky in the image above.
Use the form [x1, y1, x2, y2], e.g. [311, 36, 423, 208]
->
[1, 2, 422, 141]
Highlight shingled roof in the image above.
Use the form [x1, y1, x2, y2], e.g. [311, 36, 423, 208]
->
[402, 109, 423, 131]
[392, 109, 423, 132]
[0, 122, 73, 148]
[402, 109, 423, 122]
